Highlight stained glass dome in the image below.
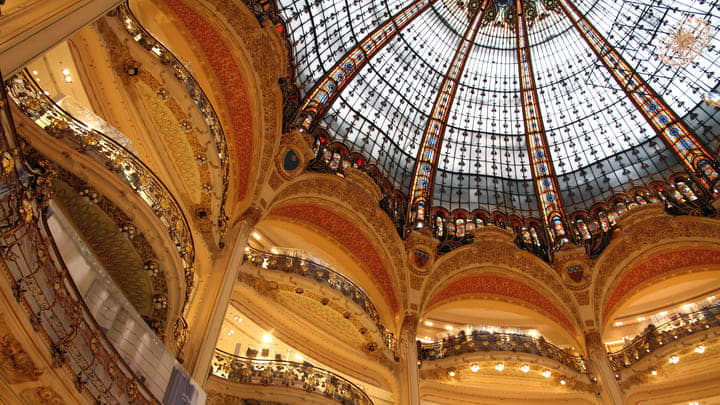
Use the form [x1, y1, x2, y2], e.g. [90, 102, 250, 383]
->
[277, 0, 720, 220]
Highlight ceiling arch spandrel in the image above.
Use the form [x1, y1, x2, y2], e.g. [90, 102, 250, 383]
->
[601, 247, 720, 326]
[420, 240, 581, 331]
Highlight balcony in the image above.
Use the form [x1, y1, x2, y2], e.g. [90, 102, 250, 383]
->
[244, 247, 396, 353]
[607, 303, 720, 372]
[6, 70, 196, 339]
[419, 331, 588, 375]
[0, 72, 157, 404]
[210, 349, 373, 405]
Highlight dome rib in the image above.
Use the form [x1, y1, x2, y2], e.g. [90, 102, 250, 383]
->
[409, 1, 491, 224]
[294, 0, 435, 133]
[558, 0, 720, 191]
[515, 0, 570, 243]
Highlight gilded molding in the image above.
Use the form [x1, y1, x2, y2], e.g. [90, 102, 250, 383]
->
[267, 173, 408, 302]
[0, 317, 43, 384]
[190, 0, 285, 208]
[422, 241, 580, 327]
[95, 17, 219, 244]
[591, 213, 720, 324]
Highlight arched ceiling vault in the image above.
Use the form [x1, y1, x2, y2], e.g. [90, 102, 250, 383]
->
[265, 172, 410, 310]
[600, 246, 720, 330]
[130, 0, 286, 218]
[422, 270, 581, 345]
[591, 212, 720, 329]
[262, 200, 401, 318]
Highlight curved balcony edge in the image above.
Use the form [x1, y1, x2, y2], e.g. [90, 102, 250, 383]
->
[244, 247, 396, 354]
[419, 332, 588, 375]
[0, 78, 158, 403]
[5, 71, 196, 350]
[607, 303, 720, 373]
[211, 349, 374, 405]
[116, 2, 231, 242]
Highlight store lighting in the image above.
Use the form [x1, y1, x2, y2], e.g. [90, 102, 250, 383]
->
[637, 316, 645, 322]
[520, 364, 530, 373]
[669, 355, 680, 364]
[62, 69, 70, 76]
[651, 370, 657, 376]
[695, 345, 706, 354]
[64, 76, 72, 83]
[470, 364, 480, 372]
[424, 321, 433, 327]
[560, 380, 566, 386]
[445, 325, 453, 331]
[295, 354, 303, 361]
[252, 232, 261, 241]
[448, 370, 455, 377]
[614, 321, 623, 327]
[542, 370, 551, 378]
[262, 334, 273, 344]
[495, 363, 504, 371]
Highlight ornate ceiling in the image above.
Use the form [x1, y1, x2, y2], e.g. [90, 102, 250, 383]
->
[278, 0, 720, 217]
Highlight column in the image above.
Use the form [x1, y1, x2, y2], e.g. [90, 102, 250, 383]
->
[398, 315, 420, 405]
[181, 207, 261, 385]
[585, 331, 625, 405]
[0, 0, 121, 75]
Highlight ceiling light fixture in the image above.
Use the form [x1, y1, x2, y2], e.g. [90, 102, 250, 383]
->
[520, 364, 530, 373]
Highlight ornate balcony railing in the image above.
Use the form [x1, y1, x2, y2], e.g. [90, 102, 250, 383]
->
[244, 247, 396, 353]
[418, 331, 588, 374]
[607, 303, 720, 372]
[211, 349, 373, 405]
[116, 3, 230, 241]
[6, 71, 195, 350]
[0, 73, 157, 403]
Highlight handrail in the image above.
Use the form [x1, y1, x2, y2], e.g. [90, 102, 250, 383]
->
[6, 71, 195, 350]
[0, 72, 157, 403]
[607, 303, 720, 372]
[211, 349, 374, 405]
[418, 331, 588, 374]
[244, 247, 396, 353]
[116, 2, 230, 242]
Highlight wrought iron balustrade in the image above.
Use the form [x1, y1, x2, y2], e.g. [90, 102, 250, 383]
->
[607, 303, 720, 372]
[419, 331, 588, 374]
[6, 71, 195, 349]
[212, 349, 374, 405]
[244, 247, 396, 353]
[116, 3, 230, 241]
[0, 73, 157, 404]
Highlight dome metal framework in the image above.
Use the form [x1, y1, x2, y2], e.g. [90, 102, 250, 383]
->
[278, 0, 720, 251]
